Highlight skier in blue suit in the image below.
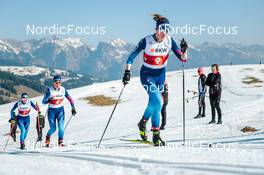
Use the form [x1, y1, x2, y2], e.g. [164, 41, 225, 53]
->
[10, 92, 40, 149]
[122, 14, 188, 146]
[42, 75, 77, 147]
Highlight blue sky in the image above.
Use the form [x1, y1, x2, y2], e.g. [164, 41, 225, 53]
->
[0, 0, 263, 46]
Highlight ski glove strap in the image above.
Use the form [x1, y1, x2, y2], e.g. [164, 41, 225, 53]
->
[180, 51, 188, 62]
[122, 70, 131, 85]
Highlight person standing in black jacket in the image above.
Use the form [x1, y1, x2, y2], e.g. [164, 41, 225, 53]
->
[205, 64, 222, 124]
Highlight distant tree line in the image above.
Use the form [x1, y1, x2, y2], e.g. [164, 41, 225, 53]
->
[0, 71, 46, 94]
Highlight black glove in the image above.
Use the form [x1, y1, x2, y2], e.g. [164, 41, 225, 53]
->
[122, 70, 131, 85]
[180, 38, 188, 54]
[71, 107, 77, 116]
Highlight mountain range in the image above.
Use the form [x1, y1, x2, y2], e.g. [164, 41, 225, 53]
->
[1, 37, 264, 80]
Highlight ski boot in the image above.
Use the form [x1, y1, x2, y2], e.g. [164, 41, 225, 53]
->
[217, 116, 222, 124]
[152, 129, 166, 146]
[20, 142, 25, 150]
[45, 135, 50, 147]
[58, 139, 65, 147]
[194, 107, 202, 119]
[208, 119, 216, 124]
[137, 117, 147, 141]
[194, 114, 202, 119]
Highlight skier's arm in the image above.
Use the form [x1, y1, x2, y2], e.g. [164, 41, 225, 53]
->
[65, 90, 75, 108]
[198, 78, 203, 93]
[30, 101, 40, 112]
[42, 88, 51, 105]
[205, 74, 212, 86]
[201, 76, 207, 93]
[125, 38, 146, 70]
[171, 38, 187, 62]
[10, 102, 18, 119]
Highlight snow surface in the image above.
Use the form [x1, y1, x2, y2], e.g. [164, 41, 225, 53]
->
[0, 64, 264, 175]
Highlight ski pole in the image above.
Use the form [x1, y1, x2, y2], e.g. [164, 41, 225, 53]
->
[97, 85, 126, 148]
[3, 122, 16, 151]
[187, 90, 226, 103]
[64, 114, 73, 132]
[186, 95, 199, 103]
[182, 62, 186, 145]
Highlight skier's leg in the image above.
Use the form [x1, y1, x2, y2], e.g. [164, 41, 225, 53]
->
[160, 105, 167, 129]
[23, 117, 30, 143]
[150, 83, 165, 146]
[216, 96, 222, 124]
[201, 94, 206, 117]
[17, 118, 26, 148]
[45, 108, 56, 146]
[138, 77, 156, 141]
[209, 97, 216, 124]
[142, 95, 153, 121]
[149, 87, 163, 130]
[37, 115, 45, 141]
[11, 122, 17, 142]
[47, 108, 57, 136]
[194, 95, 202, 118]
[161, 83, 168, 129]
[57, 107, 65, 145]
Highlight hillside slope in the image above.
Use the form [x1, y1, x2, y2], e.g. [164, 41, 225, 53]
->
[0, 64, 264, 175]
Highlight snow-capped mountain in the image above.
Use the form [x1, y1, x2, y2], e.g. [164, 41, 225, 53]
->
[80, 39, 137, 80]
[0, 37, 264, 80]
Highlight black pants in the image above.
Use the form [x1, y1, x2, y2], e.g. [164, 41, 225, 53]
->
[209, 94, 222, 120]
[161, 84, 168, 127]
[198, 94, 206, 108]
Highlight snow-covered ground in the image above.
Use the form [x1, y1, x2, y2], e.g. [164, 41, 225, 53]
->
[0, 64, 264, 175]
